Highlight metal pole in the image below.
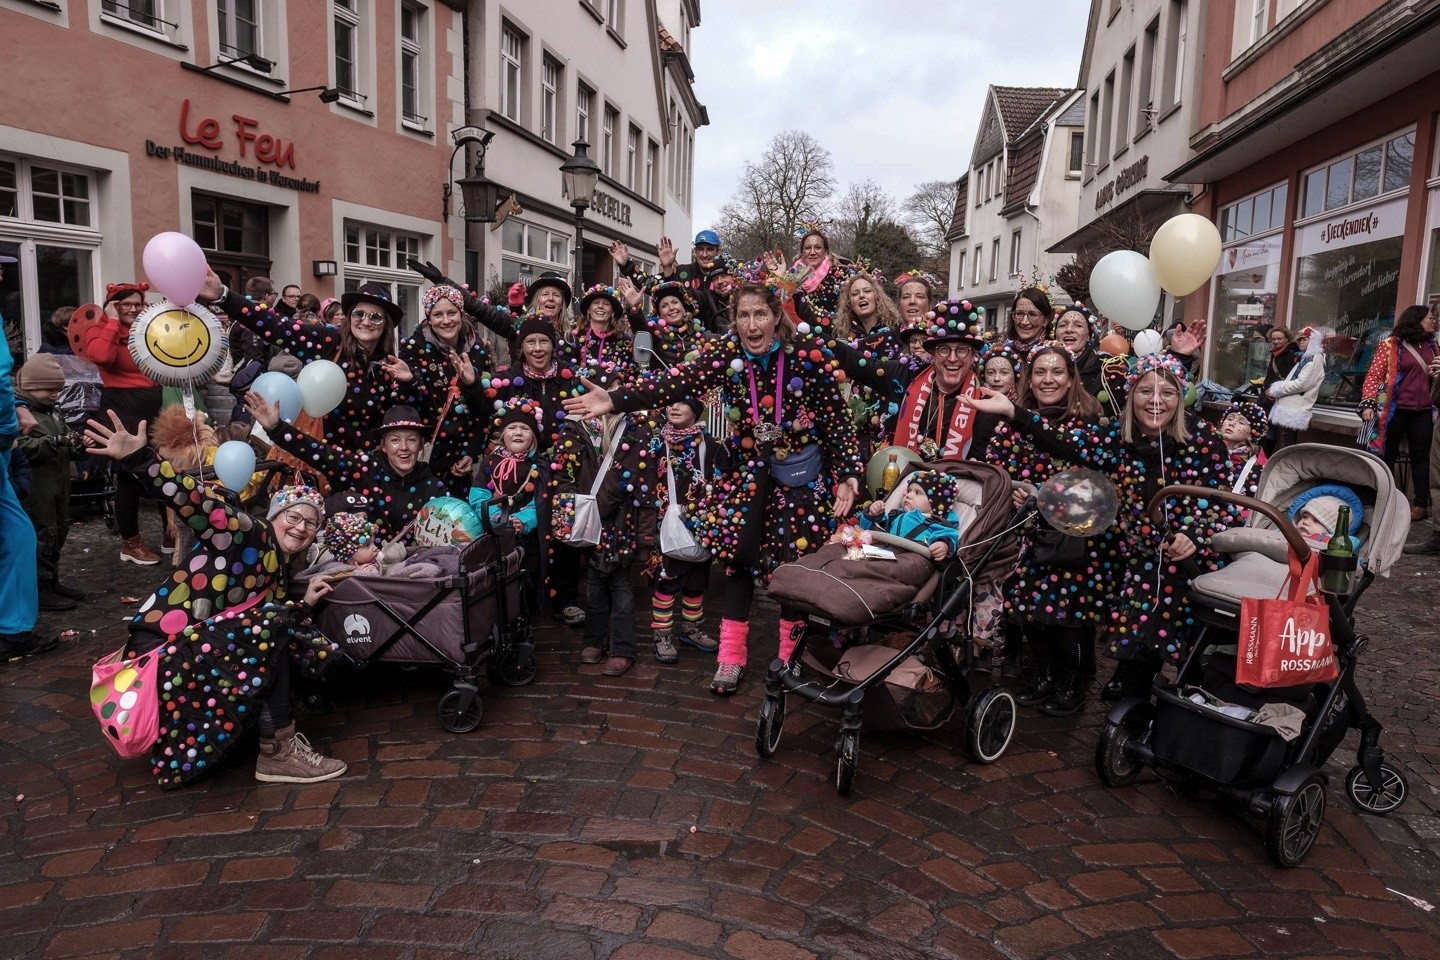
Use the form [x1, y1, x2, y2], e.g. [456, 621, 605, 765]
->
[572, 207, 585, 290]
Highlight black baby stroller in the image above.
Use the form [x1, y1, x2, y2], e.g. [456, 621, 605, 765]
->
[53, 354, 116, 528]
[304, 513, 535, 733]
[1095, 444, 1411, 867]
[760, 460, 1035, 794]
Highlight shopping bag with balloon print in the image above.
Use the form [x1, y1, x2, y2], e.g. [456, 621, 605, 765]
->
[1236, 552, 1338, 689]
[90, 645, 162, 759]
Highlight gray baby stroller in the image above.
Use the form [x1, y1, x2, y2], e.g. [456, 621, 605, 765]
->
[305, 514, 535, 733]
[760, 459, 1034, 794]
[1096, 444, 1411, 867]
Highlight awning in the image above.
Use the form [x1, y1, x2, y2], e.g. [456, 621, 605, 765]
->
[1167, 6, 1440, 183]
[1047, 189, 1189, 254]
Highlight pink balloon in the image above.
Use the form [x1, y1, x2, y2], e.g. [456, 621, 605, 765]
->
[142, 232, 209, 305]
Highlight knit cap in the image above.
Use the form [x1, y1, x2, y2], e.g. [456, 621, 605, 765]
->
[267, 484, 325, 521]
[16, 353, 65, 392]
[517, 316, 557, 346]
[1297, 495, 1346, 536]
[906, 470, 959, 513]
[422, 284, 468, 318]
[321, 512, 377, 563]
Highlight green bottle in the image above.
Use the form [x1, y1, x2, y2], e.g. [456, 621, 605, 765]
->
[1322, 504, 1355, 594]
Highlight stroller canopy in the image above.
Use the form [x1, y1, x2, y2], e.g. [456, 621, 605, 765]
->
[1249, 443, 1409, 578]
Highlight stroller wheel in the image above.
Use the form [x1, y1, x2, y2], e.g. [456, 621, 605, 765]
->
[755, 695, 785, 759]
[1345, 764, 1408, 815]
[1265, 775, 1327, 868]
[494, 645, 538, 687]
[835, 730, 859, 796]
[437, 687, 484, 733]
[965, 689, 1017, 764]
[1096, 718, 1146, 787]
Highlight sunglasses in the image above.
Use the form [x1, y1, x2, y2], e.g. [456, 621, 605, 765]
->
[351, 310, 388, 326]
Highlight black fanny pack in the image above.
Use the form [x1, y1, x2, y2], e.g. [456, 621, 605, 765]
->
[768, 443, 823, 488]
[1029, 522, 1088, 568]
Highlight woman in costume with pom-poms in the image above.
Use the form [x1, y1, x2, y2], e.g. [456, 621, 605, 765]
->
[785, 228, 850, 335]
[894, 270, 940, 330]
[985, 344, 1107, 717]
[83, 411, 347, 789]
[968, 352, 1241, 702]
[1004, 286, 1053, 356]
[397, 284, 494, 494]
[614, 277, 704, 368]
[1051, 304, 1105, 399]
[563, 283, 863, 697]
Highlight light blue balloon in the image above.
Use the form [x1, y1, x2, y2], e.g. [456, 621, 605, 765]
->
[252, 371, 302, 423]
[213, 440, 256, 493]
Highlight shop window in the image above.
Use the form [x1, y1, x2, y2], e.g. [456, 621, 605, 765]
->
[341, 221, 424, 334]
[399, 2, 428, 128]
[1210, 182, 1290, 390]
[501, 218, 571, 287]
[1301, 130, 1415, 219]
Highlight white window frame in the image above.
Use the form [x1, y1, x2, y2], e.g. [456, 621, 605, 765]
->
[1009, 229, 1023, 276]
[500, 25, 523, 123]
[218, 0, 263, 60]
[398, 1, 428, 130]
[1250, 0, 1267, 46]
[100, 0, 171, 38]
[989, 238, 1000, 283]
[342, 220, 425, 334]
[1220, 181, 1289, 244]
[957, 250, 966, 289]
[602, 106, 617, 178]
[576, 85, 593, 144]
[1299, 128, 1416, 222]
[1067, 130, 1084, 177]
[500, 217, 573, 288]
[541, 57, 559, 144]
[332, 0, 364, 104]
[626, 125, 639, 190]
[645, 139, 658, 202]
[1162, 0, 1188, 111]
[606, 0, 622, 33]
[972, 245, 983, 285]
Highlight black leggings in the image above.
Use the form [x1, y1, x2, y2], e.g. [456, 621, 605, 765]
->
[1027, 622, 1089, 674]
[257, 655, 293, 735]
[102, 386, 162, 538]
[722, 570, 756, 622]
[1383, 407, 1434, 507]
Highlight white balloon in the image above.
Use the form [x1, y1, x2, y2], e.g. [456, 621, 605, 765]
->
[1149, 214, 1223, 297]
[297, 359, 348, 417]
[1133, 329, 1164, 357]
[1089, 250, 1161, 331]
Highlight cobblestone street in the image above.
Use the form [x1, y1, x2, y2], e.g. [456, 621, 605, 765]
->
[3, 513, 1439, 959]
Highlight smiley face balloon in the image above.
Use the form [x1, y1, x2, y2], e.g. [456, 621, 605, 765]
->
[127, 302, 227, 386]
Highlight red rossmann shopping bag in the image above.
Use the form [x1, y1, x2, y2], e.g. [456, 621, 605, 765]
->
[1236, 552, 1339, 688]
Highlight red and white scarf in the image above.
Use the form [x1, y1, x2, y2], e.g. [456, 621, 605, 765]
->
[894, 367, 980, 458]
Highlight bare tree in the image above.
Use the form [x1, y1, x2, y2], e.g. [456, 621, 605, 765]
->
[1054, 202, 1169, 306]
[827, 179, 899, 259]
[716, 130, 836, 260]
[903, 179, 960, 258]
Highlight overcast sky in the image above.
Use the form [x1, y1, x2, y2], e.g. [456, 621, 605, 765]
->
[688, 0, 1091, 234]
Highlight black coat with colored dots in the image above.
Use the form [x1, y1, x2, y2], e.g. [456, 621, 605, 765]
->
[397, 326, 492, 489]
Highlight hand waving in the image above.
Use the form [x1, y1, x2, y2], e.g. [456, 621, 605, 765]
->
[657, 236, 677, 271]
[84, 410, 148, 460]
[616, 276, 643, 310]
[561, 378, 617, 420]
[608, 240, 630, 267]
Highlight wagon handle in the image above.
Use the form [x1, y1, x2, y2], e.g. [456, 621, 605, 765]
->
[1145, 484, 1311, 559]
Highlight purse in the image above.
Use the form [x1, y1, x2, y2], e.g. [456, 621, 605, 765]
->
[1029, 520, 1088, 567]
[90, 643, 163, 759]
[768, 443, 823, 488]
[1235, 552, 1339, 689]
[659, 440, 710, 562]
[564, 420, 622, 546]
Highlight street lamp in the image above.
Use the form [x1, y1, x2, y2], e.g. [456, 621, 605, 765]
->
[444, 126, 500, 224]
[559, 138, 601, 288]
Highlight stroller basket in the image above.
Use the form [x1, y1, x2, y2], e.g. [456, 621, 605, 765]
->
[1150, 685, 1288, 786]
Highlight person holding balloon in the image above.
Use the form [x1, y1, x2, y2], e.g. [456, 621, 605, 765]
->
[562, 283, 863, 696]
[202, 272, 415, 456]
[967, 351, 1241, 702]
[247, 394, 448, 544]
[986, 344, 1107, 716]
[82, 410, 347, 789]
[397, 284, 493, 494]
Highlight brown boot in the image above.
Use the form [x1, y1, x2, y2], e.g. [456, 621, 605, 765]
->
[119, 536, 161, 566]
[255, 723, 347, 783]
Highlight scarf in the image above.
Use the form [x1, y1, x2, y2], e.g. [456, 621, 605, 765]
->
[481, 450, 537, 499]
[797, 256, 833, 295]
[894, 367, 979, 458]
[660, 422, 703, 446]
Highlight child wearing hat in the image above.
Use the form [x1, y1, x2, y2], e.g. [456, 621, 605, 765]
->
[1289, 484, 1364, 550]
[1220, 401, 1268, 499]
[551, 398, 656, 677]
[470, 400, 548, 612]
[860, 469, 961, 561]
[318, 513, 384, 574]
[645, 398, 727, 664]
[14, 353, 89, 611]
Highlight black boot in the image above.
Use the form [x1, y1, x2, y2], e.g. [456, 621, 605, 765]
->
[1016, 661, 1055, 707]
[51, 579, 87, 602]
[1040, 672, 1085, 716]
[39, 589, 77, 612]
[1404, 534, 1440, 556]
[1100, 667, 1127, 702]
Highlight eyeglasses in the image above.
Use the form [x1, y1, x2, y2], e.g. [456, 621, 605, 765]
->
[278, 510, 320, 531]
[932, 344, 973, 359]
[1133, 388, 1180, 402]
[351, 310, 387, 326]
[1013, 310, 1045, 319]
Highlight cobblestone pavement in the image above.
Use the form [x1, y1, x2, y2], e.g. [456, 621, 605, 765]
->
[2, 512, 1439, 959]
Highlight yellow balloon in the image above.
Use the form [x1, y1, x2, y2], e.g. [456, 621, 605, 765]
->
[1148, 214, 1222, 297]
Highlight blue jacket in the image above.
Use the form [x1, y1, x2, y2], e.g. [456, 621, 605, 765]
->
[859, 508, 959, 554]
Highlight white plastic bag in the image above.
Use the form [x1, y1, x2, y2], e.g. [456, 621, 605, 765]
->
[659, 441, 710, 562]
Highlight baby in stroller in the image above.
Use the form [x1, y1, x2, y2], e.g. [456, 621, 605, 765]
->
[859, 470, 961, 562]
[1096, 442, 1412, 867]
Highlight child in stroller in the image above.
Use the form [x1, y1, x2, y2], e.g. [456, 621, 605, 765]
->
[1095, 443, 1412, 867]
[858, 470, 960, 563]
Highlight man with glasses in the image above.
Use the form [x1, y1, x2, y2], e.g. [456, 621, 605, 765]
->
[278, 284, 302, 318]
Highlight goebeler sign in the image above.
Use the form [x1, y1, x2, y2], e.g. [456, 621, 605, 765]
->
[560, 180, 633, 227]
[142, 100, 321, 194]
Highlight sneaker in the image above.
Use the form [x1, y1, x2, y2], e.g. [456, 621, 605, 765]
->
[1404, 535, 1440, 556]
[710, 662, 744, 696]
[255, 725, 347, 784]
[677, 624, 718, 653]
[120, 536, 161, 566]
[50, 580, 87, 602]
[601, 656, 634, 677]
[0, 631, 60, 660]
[560, 605, 587, 627]
[654, 633, 679, 664]
[579, 645, 604, 664]
[39, 590, 77, 612]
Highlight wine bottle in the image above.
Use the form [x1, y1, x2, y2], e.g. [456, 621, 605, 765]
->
[1321, 504, 1355, 594]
